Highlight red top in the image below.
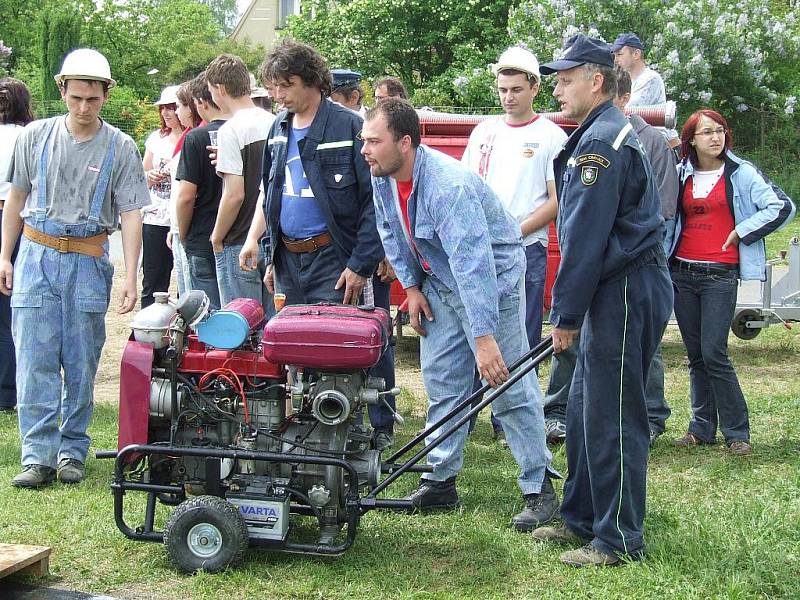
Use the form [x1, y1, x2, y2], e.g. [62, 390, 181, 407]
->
[676, 175, 739, 264]
[396, 179, 431, 271]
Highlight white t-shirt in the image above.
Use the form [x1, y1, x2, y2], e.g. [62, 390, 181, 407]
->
[215, 106, 275, 178]
[143, 129, 176, 227]
[1, 123, 25, 201]
[462, 115, 566, 246]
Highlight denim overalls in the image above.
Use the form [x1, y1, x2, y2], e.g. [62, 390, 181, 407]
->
[12, 117, 118, 468]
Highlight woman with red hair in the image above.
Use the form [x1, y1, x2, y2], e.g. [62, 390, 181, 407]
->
[666, 109, 794, 455]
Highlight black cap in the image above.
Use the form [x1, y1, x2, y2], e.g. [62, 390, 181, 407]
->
[611, 33, 644, 53]
[331, 69, 362, 88]
[540, 34, 614, 75]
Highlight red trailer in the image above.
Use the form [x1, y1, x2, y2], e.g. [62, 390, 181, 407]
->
[390, 104, 677, 334]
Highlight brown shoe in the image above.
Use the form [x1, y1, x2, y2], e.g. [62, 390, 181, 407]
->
[672, 432, 712, 447]
[532, 524, 585, 545]
[560, 543, 620, 567]
[727, 440, 752, 456]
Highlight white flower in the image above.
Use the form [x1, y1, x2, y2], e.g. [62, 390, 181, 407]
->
[786, 96, 797, 114]
[736, 103, 749, 112]
[667, 49, 680, 65]
[453, 76, 469, 89]
[699, 90, 713, 102]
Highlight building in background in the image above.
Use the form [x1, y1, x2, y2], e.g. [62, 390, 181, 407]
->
[230, 0, 301, 48]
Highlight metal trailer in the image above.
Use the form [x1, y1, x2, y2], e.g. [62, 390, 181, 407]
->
[731, 236, 800, 339]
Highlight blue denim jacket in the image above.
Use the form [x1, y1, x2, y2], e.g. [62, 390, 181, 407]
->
[666, 150, 796, 281]
[262, 98, 383, 277]
[372, 145, 524, 338]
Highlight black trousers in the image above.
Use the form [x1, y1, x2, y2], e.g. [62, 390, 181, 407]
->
[561, 259, 673, 558]
[141, 223, 173, 308]
[0, 209, 19, 409]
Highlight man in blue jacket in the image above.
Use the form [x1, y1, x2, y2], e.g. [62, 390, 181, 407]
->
[361, 98, 557, 528]
[531, 35, 673, 566]
[240, 40, 396, 450]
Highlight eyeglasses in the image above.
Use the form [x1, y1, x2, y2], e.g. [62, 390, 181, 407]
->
[695, 127, 726, 138]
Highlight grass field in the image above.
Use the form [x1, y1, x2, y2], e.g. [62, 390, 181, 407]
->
[1, 221, 799, 599]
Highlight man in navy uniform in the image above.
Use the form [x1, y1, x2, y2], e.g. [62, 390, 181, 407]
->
[531, 35, 672, 566]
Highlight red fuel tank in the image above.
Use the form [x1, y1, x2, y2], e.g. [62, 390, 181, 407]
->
[262, 304, 391, 370]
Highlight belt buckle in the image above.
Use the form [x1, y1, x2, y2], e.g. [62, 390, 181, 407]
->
[57, 236, 70, 253]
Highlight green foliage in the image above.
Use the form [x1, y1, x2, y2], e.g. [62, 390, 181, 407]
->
[166, 39, 267, 88]
[507, 0, 800, 148]
[81, 0, 223, 98]
[284, 0, 514, 100]
[101, 85, 161, 153]
[39, 7, 82, 102]
[196, 0, 239, 34]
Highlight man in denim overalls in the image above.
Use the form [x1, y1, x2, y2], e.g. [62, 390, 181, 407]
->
[0, 49, 147, 488]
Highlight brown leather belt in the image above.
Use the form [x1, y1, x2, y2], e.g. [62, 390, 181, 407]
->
[282, 232, 331, 253]
[23, 224, 108, 257]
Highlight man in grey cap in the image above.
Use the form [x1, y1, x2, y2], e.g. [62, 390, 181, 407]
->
[612, 32, 679, 147]
[330, 69, 365, 115]
[531, 34, 673, 567]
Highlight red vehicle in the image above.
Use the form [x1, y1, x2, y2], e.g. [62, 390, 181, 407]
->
[390, 104, 677, 334]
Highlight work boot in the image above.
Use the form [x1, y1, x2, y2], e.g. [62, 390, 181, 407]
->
[727, 440, 752, 456]
[372, 427, 394, 452]
[532, 524, 586, 545]
[11, 465, 56, 489]
[511, 476, 559, 532]
[57, 458, 86, 484]
[403, 476, 459, 511]
[493, 428, 508, 447]
[560, 543, 621, 567]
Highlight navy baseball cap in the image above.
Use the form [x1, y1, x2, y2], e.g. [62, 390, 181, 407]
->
[611, 33, 645, 52]
[540, 35, 614, 75]
[331, 69, 362, 88]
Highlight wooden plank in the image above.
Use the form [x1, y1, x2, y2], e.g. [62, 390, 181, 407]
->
[0, 543, 51, 579]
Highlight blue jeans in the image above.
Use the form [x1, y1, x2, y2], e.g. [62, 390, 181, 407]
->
[215, 243, 265, 306]
[0, 209, 19, 409]
[186, 252, 221, 311]
[542, 328, 671, 433]
[420, 275, 551, 495]
[172, 233, 192, 298]
[671, 267, 749, 443]
[13, 227, 112, 467]
[482, 242, 547, 432]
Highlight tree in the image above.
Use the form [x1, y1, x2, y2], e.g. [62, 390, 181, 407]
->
[39, 8, 82, 102]
[283, 0, 514, 99]
[197, 0, 240, 34]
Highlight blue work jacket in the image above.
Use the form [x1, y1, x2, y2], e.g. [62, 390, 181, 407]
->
[372, 145, 524, 338]
[550, 101, 664, 330]
[262, 98, 383, 277]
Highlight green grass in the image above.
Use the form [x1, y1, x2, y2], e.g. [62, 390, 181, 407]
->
[1, 325, 799, 599]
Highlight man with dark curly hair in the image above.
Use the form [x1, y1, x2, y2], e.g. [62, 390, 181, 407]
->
[240, 40, 397, 451]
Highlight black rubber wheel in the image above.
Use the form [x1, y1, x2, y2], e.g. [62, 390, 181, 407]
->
[731, 308, 762, 340]
[163, 495, 248, 573]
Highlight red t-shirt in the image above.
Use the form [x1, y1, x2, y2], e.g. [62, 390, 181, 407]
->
[396, 179, 431, 271]
[676, 175, 739, 264]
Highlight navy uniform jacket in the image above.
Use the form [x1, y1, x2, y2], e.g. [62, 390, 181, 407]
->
[262, 98, 383, 277]
[550, 100, 664, 330]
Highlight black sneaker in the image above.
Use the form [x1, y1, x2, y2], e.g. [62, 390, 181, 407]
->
[544, 419, 566, 444]
[493, 429, 508, 447]
[403, 476, 459, 511]
[649, 428, 661, 448]
[11, 464, 56, 489]
[512, 476, 559, 532]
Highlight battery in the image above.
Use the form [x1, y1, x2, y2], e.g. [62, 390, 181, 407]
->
[227, 494, 290, 541]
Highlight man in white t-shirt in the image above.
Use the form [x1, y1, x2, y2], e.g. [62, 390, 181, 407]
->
[612, 33, 679, 147]
[206, 54, 276, 305]
[462, 46, 566, 446]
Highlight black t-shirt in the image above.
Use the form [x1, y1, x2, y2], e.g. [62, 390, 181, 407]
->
[176, 120, 225, 257]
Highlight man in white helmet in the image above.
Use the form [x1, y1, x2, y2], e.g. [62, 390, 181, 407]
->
[461, 46, 567, 452]
[0, 48, 148, 488]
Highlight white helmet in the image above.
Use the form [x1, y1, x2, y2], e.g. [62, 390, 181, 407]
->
[54, 48, 117, 89]
[492, 47, 540, 83]
[153, 85, 180, 106]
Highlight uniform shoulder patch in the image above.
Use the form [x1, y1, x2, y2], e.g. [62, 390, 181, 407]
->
[580, 165, 599, 186]
[575, 153, 611, 168]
